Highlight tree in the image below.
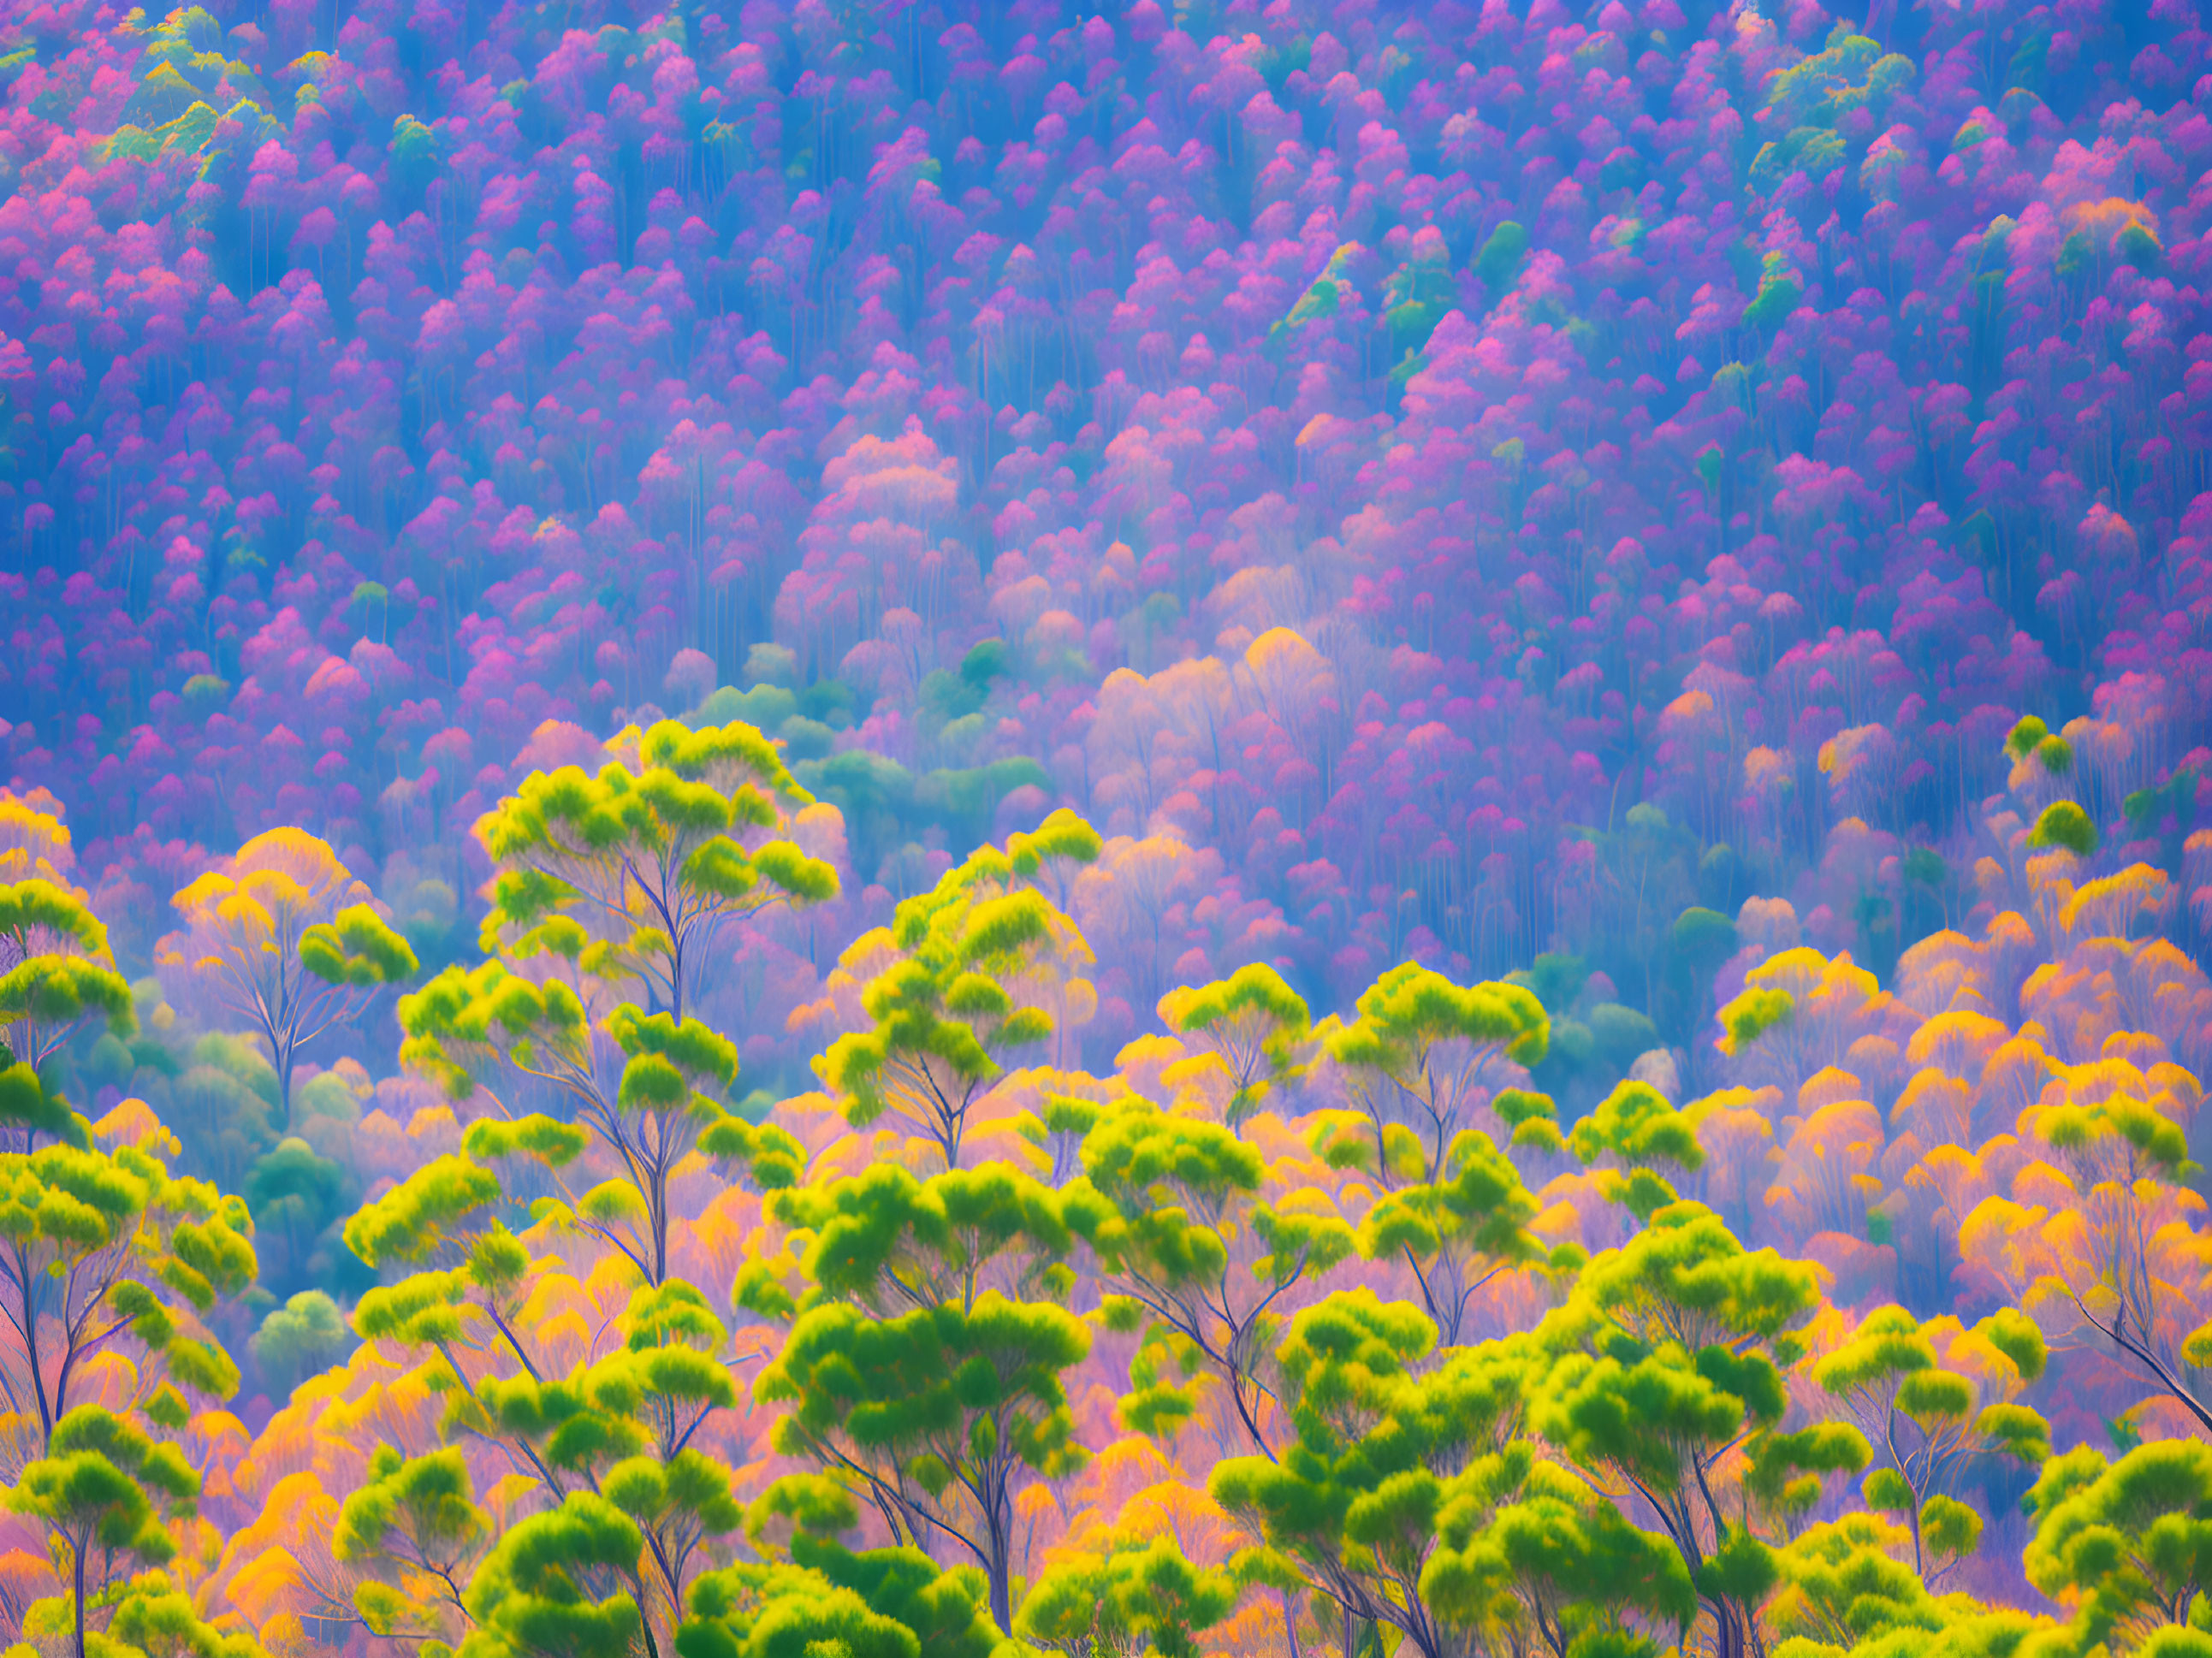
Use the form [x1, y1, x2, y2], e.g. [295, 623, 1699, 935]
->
[682, 1534, 999, 1658]
[404, 973, 762, 1282]
[1767, 1512, 1953, 1654]
[1568, 1079, 1707, 1224]
[1064, 1093, 1353, 1453]
[159, 829, 418, 1116]
[1958, 1074, 2212, 1436]
[251, 1288, 354, 1399]
[476, 718, 839, 1025]
[1211, 1289, 1541, 1658]
[1423, 1439, 1698, 1658]
[0, 1115, 257, 1450]
[0, 879, 134, 1082]
[768, 1160, 1075, 1317]
[3, 1404, 200, 1658]
[457, 1493, 655, 1658]
[352, 1197, 748, 1651]
[757, 1289, 1092, 1631]
[1016, 1535, 1237, 1658]
[334, 1445, 495, 1642]
[1815, 1306, 2049, 1582]
[1524, 1204, 1868, 1658]
[1156, 964, 1314, 1131]
[1349, 1114, 1551, 1348]
[2028, 800, 2097, 858]
[820, 831, 1096, 1169]
[1325, 965, 1549, 1181]
[2025, 1439, 2212, 1655]
[1321, 967, 1553, 1345]
[246, 1137, 352, 1294]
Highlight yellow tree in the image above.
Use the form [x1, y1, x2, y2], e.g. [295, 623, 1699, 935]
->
[0, 783, 129, 1088]
[1715, 946, 1918, 1102]
[158, 830, 418, 1117]
[0, 787, 75, 888]
[1957, 1052, 2212, 1435]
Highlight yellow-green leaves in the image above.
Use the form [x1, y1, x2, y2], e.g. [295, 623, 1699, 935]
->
[776, 1161, 1072, 1315]
[2007, 715, 2073, 775]
[0, 878, 133, 1073]
[0, 1118, 254, 1442]
[6, 1405, 199, 1578]
[459, 1493, 648, 1658]
[475, 719, 836, 1025]
[1425, 1441, 1698, 1655]
[1157, 962, 1313, 1129]
[821, 827, 1096, 1167]
[1717, 986, 1794, 1055]
[1067, 1095, 1350, 1445]
[335, 1446, 492, 1637]
[1329, 962, 1550, 1088]
[342, 1153, 503, 1269]
[160, 829, 412, 1115]
[1814, 1303, 2048, 1583]
[758, 1291, 1091, 1628]
[0, 1062, 82, 1148]
[2026, 1440, 2212, 1655]
[1570, 1080, 1705, 1173]
[399, 961, 596, 1104]
[299, 903, 419, 987]
[1016, 1536, 1236, 1658]
[2027, 799, 2096, 858]
[1355, 1124, 1542, 1344]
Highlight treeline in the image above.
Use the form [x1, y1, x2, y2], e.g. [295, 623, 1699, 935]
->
[1, 699, 2209, 1658]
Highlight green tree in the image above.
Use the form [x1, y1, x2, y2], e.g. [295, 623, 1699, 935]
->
[1351, 1118, 1552, 1349]
[458, 1493, 656, 1658]
[2027, 800, 2096, 857]
[1156, 964, 1314, 1131]
[408, 986, 760, 1283]
[354, 1236, 749, 1655]
[251, 1288, 355, 1400]
[1525, 1204, 1867, 1658]
[2025, 1439, 2212, 1655]
[756, 1290, 1092, 1632]
[768, 1161, 1075, 1317]
[475, 718, 839, 1026]
[1568, 1079, 1707, 1224]
[0, 879, 134, 1084]
[1423, 1440, 1698, 1658]
[1211, 1289, 1541, 1658]
[820, 828, 1098, 1168]
[1064, 1095, 1351, 1452]
[245, 1134, 352, 1291]
[682, 1530, 1001, 1658]
[335, 1445, 495, 1642]
[3, 1404, 199, 1658]
[1321, 966, 1552, 1344]
[1016, 1535, 1237, 1658]
[0, 1120, 257, 1448]
[1815, 1306, 2049, 1581]
[1325, 965, 1550, 1182]
[1767, 1512, 1949, 1655]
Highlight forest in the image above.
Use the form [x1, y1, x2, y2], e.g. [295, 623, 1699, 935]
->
[0, 0, 2210, 1653]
